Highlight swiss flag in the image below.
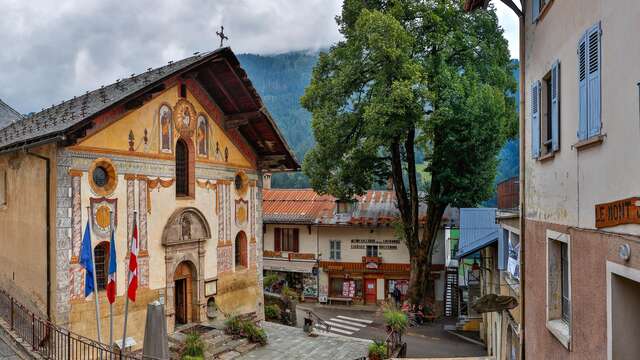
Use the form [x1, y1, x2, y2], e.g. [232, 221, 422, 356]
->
[127, 218, 138, 302]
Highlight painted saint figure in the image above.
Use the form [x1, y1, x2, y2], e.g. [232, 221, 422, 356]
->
[197, 115, 208, 156]
[159, 105, 172, 152]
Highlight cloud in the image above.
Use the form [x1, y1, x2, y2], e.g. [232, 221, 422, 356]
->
[0, 0, 518, 114]
[0, 0, 343, 113]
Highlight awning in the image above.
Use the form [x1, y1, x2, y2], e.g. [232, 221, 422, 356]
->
[457, 208, 500, 259]
[263, 258, 315, 273]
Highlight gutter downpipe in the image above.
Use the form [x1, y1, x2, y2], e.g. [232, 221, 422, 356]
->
[518, 11, 526, 360]
[24, 149, 52, 320]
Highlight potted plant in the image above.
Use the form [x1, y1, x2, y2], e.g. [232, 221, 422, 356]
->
[368, 340, 388, 360]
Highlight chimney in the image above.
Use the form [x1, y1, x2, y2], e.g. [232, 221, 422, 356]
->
[263, 173, 272, 190]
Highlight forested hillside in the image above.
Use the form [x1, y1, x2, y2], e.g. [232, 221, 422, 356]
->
[238, 52, 519, 196]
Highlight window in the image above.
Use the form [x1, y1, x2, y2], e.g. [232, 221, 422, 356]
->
[531, 61, 560, 159]
[274, 228, 299, 252]
[330, 240, 341, 260]
[0, 168, 6, 207]
[94, 242, 110, 290]
[235, 231, 248, 268]
[366, 245, 379, 257]
[532, 0, 550, 22]
[507, 231, 520, 280]
[180, 83, 187, 98]
[578, 23, 602, 141]
[546, 230, 571, 349]
[175, 139, 189, 197]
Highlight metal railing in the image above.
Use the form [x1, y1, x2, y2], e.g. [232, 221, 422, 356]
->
[0, 288, 141, 359]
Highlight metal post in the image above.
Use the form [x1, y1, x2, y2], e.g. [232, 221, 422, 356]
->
[87, 207, 103, 344]
[109, 210, 114, 351]
[10, 297, 13, 330]
[121, 210, 137, 353]
[32, 313, 35, 350]
[67, 329, 71, 360]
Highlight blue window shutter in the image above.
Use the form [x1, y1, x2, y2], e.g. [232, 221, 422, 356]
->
[587, 23, 601, 137]
[551, 61, 560, 151]
[532, 0, 540, 23]
[578, 32, 588, 140]
[498, 229, 508, 271]
[531, 81, 541, 159]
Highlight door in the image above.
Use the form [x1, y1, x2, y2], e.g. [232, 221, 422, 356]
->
[365, 279, 376, 304]
[175, 278, 187, 325]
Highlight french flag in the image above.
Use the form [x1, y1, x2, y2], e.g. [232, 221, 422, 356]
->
[106, 223, 117, 304]
[127, 218, 139, 302]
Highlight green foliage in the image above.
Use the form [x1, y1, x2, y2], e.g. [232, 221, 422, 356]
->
[241, 321, 268, 345]
[264, 304, 281, 320]
[383, 309, 408, 334]
[368, 340, 388, 359]
[281, 285, 298, 301]
[224, 315, 243, 336]
[181, 332, 204, 359]
[263, 273, 279, 289]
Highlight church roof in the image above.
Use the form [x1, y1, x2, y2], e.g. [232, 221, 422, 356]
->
[0, 47, 298, 171]
[0, 99, 21, 130]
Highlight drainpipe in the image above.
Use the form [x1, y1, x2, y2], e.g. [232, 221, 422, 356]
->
[24, 149, 52, 320]
[517, 12, 526, 360]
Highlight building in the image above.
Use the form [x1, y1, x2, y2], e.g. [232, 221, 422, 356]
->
[0, 47, 297, 345]
[457, 187, 522, 360]
[262, 185, 458, 314]
[521, 1, 640, 359]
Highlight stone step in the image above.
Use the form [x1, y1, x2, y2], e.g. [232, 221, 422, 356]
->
[205, 338, 249, 358]
[216, 350, 241, 360]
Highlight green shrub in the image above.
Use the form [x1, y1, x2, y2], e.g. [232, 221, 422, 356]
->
[368, 340, 388, 360]
[264, 273, 279, 289]
[281, 285, 298, 301]
[264, 304, 281, 320]
[241, 321, 268, 345]
[383, 309, 408, 335]
[224, 315, 242, 335]
[181, 332, 204, 359]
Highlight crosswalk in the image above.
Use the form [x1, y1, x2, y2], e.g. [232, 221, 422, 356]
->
[314, 315, 373, 337]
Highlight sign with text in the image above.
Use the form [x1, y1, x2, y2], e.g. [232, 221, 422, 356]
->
[350, 239, 400, 250]
[595, 197, 640, 228]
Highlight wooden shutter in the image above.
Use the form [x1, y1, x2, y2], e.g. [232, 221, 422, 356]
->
[274, 227, 281, 252]
[578, 32, 588, 140]
[586, 23, 601, 137]
[293, 228, 299, 253]
[532, 0, 540, 23]
[241, 236, 248, 267]
[531, 81, 541, 159]
[551, 61, 560, 151]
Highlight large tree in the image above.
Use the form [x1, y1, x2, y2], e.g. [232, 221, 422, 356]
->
[301, 0, 516, 305]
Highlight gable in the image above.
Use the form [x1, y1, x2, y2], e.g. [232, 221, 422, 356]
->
[72, 84, 254, 169]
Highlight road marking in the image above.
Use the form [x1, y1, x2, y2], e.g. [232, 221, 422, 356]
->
[315, 325, 354, 335]
[324, 320, 361, 332]
[336, 315, 373, 324]
[328, 318, 367, 327]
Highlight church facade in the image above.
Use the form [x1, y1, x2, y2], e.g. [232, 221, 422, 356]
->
[0, 48, 297, 344]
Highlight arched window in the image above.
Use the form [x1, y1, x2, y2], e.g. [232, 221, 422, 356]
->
[94, 241, 110, 290]
[176, 139, 189, 197]
[235, 231, 248, 269]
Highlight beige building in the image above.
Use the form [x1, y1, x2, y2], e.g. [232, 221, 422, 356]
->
[261, 186, 458, 315]
[0, 48, 297, 346]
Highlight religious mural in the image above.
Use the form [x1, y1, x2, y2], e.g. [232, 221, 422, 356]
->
[197, 115, 208, 156]
[159, 104, 173, 153]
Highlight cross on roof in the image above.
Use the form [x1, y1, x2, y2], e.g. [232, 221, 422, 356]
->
[216, 26, 229, 48]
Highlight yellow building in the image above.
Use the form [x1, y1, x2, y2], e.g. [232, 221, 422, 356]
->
[0, 47, 297, 345]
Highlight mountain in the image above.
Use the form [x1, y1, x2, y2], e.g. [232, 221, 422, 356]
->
[238, 52, 519, 194]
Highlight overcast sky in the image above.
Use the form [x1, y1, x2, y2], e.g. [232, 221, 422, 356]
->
[0, 0, 519, 114]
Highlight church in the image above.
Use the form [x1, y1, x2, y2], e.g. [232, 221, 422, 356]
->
[0, 47, 298, 343]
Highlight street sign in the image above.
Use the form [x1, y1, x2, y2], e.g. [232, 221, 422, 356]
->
[595, 197, 640, 228]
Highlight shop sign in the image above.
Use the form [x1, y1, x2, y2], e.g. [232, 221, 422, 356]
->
[289, 252, 315, 260]
[365, 261, 379, 269]
[595, 197, 640, 228]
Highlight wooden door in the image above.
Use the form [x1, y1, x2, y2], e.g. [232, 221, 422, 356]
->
[175, 279, 187, 324]
[365, 279, 377, 304]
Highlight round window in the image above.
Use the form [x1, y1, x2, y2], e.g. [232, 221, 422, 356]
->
[93, 166, 108, 187]
[89, 158, 117, 196]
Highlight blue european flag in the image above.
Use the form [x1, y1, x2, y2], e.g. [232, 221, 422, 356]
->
[79, 219, 95, 297]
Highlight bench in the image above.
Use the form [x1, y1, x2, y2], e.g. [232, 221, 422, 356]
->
[327, 297, 353, 305]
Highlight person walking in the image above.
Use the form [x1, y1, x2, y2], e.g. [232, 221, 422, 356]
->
[392, 284, 402, 308]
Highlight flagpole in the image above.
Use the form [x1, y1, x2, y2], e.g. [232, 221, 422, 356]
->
[87, 206, 103, 344]
[109, 210, 114, 350]
[121, 210, 136, 351]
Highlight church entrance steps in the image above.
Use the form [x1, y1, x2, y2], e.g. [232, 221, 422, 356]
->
[168, 322, 259, 359]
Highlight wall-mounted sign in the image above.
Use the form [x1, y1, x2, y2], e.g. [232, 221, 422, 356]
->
[365, 262, 379, 269]
[595, 197, 640, 228]
[205, 280, 217, 296]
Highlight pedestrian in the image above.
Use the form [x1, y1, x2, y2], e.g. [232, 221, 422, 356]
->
[392, 284, 401, 308]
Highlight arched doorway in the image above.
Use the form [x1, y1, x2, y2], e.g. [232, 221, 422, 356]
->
[235, 231, 248, 269]
[174, 261, 197, 325]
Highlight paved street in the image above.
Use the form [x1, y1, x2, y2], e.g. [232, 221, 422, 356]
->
[237, 321, 369, 360]
[299, 304, 487, 358]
